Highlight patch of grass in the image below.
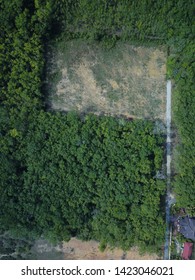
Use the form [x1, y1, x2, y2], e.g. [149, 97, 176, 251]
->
[107, 90, 121, 102]
[50, 71, 62, 85]
[46, 39, 166, 121]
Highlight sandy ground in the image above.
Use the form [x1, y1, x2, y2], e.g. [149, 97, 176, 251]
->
[62, 238, 160, 260]
[32, 238, 160, 260]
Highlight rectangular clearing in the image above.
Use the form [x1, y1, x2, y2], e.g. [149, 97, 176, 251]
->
[45, 40, 166, 122]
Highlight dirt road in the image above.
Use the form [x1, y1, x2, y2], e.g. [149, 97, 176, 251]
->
[164, 80, 175, 260]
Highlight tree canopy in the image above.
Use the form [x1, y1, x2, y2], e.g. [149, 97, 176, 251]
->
[0, 0, 194, 253]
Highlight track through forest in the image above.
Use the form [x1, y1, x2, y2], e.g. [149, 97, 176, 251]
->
[164, 80, 174, 260]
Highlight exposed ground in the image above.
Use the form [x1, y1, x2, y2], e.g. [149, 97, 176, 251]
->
[32, 238, 160, 260]
[45, 40, 166, 121]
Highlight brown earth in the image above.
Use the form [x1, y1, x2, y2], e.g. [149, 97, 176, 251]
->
[32, 238, 161, 260]
[62, 238, 160, 260]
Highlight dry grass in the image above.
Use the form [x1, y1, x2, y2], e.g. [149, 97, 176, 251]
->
[32, 238, 161, 260]
[62, 238, 161, 260]
[45, 40, 166, 122]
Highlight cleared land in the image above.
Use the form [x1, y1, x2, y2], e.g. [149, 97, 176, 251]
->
[61, 239, 160, 260]
[32, 238, 160, 260]
[45, 40, 166, 122]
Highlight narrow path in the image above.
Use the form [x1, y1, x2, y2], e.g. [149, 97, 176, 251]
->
[164, 80, 172, 260]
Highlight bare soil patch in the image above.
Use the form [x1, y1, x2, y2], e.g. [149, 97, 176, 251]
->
[45, 40, 166, 121]
[62, 238, 160, 260]
[32, 238, 160, 260]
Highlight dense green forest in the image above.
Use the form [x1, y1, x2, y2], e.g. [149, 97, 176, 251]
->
[0, 0, 194, 256]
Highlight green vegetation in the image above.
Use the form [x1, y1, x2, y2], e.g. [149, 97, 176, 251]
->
[169, 41, 195, 212]
[0, 0, 194, 255]
[1, 104, 166, 250]
[0, 233, 33, 260]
